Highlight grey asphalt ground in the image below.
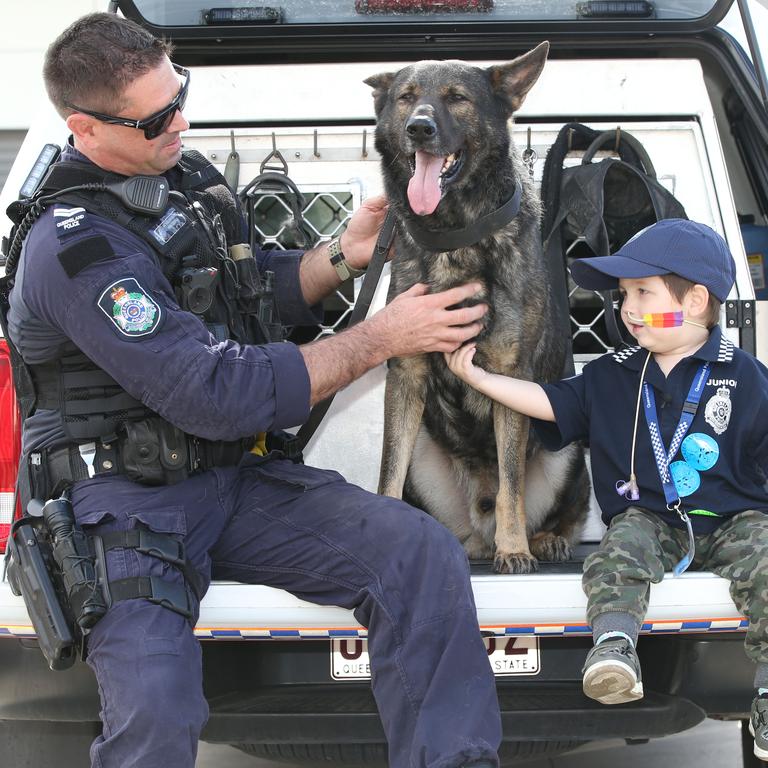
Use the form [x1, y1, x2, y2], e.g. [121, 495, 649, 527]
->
[195, 718, 747, 767]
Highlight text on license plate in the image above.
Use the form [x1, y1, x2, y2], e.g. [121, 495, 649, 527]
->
[330, 636, 540, 680]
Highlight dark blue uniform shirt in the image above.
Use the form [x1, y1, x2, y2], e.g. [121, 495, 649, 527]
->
[533, 326, 768, 533]
[10, 144, 320, 451]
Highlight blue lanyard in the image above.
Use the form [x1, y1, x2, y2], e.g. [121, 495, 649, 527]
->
[641, 361, 710, 575]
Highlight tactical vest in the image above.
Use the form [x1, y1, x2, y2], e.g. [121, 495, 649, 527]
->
[3, 149, 282, 491]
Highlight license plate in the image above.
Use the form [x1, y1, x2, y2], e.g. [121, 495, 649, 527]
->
[330, 636, 540, 680]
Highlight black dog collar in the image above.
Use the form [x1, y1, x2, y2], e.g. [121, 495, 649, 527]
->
[403, 181, 522, 252]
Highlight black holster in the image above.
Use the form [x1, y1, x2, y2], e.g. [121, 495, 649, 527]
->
[7, 516, 83, 671]
[121, 418, 189, 486]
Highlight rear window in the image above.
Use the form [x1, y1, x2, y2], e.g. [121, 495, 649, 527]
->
[122, 0, 727, 27]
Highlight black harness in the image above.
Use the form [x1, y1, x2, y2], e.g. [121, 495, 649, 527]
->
[5, 150, 281, 494]
[1, 150, 286, 635]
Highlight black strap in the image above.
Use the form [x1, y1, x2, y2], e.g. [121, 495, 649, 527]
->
[601, 290, 629, 351]
[403, 182, 522, 252]
[542, 225, 577, 378]
[109, 576, 193, 619]
[239, 171, 316, 251]
[293, 210, 396, 453]
[173, 148, 223, 191]
[39, 161, 118, 194]
[100, 528, 204, 601]
[582, 130, 657, 178]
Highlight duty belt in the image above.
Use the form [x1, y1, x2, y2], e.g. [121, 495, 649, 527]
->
[39, 434, 248, 493]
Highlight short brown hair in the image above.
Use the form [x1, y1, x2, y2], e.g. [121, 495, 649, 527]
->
[662, 273, 721, 328]
[44, 12, 173, 118]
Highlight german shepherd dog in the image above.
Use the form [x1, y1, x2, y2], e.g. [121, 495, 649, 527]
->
[367, 43, 590, 574]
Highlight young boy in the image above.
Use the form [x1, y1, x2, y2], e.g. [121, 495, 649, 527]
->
[445, 218, 768, 760]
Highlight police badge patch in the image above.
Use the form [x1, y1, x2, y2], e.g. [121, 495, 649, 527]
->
[704, 386, 732, 435]
[98, 277, 161, 337]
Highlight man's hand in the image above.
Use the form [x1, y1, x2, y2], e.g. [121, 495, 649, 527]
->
[370, 282, 487, 358]
[298, 195, 390, 306]
[338, 194, 391, 270]
[300, 281, 487, 404]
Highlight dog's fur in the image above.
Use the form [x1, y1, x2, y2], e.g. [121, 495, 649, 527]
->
[367, 44, 590, 574]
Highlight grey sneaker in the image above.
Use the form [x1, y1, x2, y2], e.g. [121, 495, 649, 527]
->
[750, 696, 768, 761]
[582, 637, 643, 705]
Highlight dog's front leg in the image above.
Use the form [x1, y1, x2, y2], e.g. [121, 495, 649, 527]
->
[378, 356, 428, 498]
[492, 403, 537, 574]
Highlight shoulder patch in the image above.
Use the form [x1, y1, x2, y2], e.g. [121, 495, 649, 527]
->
[53, 205, 91, 239]
[98, 277, 162, 337]
[58, 235, 116, 278]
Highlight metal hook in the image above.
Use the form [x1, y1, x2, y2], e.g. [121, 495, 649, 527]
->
[313, 129, 321, 159]
[362, 128, 368, 158]
[260, 132, 289, 175]
[614, 126, 622, 152]
[521, 126, 537, 178]
[224, 129, 241, 191]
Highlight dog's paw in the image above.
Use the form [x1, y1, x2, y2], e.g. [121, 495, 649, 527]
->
[529, 532, 572, 563]
[493, 551, 539, 574]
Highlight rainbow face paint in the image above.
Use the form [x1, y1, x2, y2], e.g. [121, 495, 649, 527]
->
[626, 311, 707, 329]
[627, 311, 684, 327]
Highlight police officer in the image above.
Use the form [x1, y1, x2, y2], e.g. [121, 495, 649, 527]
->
[5, 12, 501, 768]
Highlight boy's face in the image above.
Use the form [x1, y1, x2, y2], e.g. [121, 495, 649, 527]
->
[618, 275, 689, 351]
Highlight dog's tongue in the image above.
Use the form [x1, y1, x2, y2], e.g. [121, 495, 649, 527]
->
[407, 151, 444, 216]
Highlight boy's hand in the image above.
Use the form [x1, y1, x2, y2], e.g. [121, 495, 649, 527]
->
[445, 343, 487, 388]
[446, 342, 556, 422]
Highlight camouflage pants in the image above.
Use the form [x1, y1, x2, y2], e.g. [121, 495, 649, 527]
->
[583, 506, 768, 662]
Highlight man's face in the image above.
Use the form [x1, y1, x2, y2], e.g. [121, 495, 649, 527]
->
[72, 57, 190, 176]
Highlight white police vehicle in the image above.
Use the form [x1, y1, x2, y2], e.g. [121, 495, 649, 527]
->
[0, 0, 767, 765]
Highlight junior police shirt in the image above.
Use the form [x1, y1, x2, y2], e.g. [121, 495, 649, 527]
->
[533, 326, 768, 533]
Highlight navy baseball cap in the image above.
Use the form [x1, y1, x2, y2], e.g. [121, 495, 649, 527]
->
[569, 219, 736, 302]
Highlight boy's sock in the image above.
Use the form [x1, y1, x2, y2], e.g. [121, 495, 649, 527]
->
[591, 611, 640, 647]
[755, 663, 768, 693]
[596, 630, 634, 647]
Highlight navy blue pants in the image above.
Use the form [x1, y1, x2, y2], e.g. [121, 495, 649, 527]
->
[71, 454, 501, 768]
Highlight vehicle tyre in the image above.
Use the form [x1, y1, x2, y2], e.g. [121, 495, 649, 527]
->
[234, 743, 387, 766]
[0, 720, 99, 767]
[232, 740, 585, 766]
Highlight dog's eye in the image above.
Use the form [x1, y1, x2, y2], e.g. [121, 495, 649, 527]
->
[448, 92, 469, 103]
[398, 92, 416, 104]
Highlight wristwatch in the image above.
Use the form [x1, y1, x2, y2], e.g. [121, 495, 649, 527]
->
[328, 237, 366, 281]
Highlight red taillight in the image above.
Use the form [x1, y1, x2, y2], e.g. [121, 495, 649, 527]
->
[0, 339, 21, 552]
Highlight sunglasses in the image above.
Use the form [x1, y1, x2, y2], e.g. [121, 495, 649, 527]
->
[65, 63, 190, 141]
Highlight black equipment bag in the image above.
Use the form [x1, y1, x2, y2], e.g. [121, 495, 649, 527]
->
[541, 124, 688, 356]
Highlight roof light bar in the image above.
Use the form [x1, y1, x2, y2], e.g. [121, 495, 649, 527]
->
[203, 7, 281, 24]
[576, 1, 655, 18]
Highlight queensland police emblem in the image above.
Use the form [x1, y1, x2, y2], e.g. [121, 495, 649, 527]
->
[704, 386, 731, 435]
[98, 277, 161, 337]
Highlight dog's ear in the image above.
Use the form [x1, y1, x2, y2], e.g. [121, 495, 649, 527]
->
[487, 41, 549, 114]
[364, 71, 396, 115]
